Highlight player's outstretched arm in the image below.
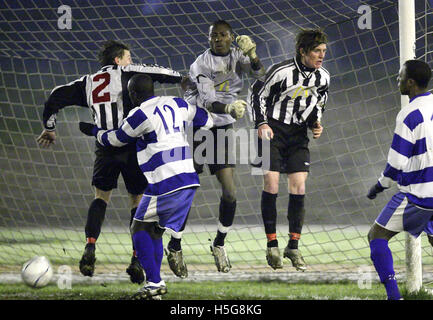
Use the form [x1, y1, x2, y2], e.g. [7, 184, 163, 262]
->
[89, 108, 148, 148]
[122, 64, 183, 85]
[79, 122, 98, 136]
[36, 129, 56, 148]
[38, 76, 88, 148]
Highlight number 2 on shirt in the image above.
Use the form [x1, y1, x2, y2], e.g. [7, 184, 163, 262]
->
[154, 105, 180, 134]
[92, 73, 110, 103]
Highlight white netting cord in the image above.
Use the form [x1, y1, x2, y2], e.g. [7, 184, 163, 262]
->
[0, 1, 432, 282]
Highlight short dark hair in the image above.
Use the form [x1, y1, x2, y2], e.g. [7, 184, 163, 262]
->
[404, 60, 432, 89]
[296, 29, 328, 58]
[98, 40, 129, 67]
[209, 20, 233, 34]
[128, 74, 154, 101]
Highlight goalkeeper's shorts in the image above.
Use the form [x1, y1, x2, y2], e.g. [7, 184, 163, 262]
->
[133, 187, 197, 234]
[375, 192, 433, 238]
[192, 123, 236, 175]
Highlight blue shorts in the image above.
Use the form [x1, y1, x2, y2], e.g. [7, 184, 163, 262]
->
[134, 187, 196, 233]
[376, 192, 433, 238]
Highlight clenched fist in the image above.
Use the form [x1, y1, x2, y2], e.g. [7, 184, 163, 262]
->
[225, 100, 247, 119]
[236, 35, 257, 60]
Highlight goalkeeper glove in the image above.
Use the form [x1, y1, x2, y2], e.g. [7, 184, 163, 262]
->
[367, 182, 386, 199]
[79, 122, 98, 136]
[236, 35, 257, 60]
[225, 100, 246, 119]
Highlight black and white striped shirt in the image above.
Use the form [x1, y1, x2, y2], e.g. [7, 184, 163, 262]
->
[249, 57, 329, 128]
[43, 64, 183, 132]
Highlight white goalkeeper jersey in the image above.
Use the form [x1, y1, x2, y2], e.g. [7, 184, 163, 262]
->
[378, 92, 433, 209]
[184, 47, 264, 127]
[95, 96, 214, 196]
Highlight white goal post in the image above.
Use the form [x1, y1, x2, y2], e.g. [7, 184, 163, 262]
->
[398, 0, 423, 294]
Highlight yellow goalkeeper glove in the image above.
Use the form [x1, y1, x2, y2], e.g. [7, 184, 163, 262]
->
[225, 100, 246, 119]
[236, 35, 257, 60]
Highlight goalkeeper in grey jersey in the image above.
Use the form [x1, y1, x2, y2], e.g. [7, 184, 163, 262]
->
[165, 20, 265, 276]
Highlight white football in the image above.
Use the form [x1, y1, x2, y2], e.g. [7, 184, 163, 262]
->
[21, 256, 53, 288]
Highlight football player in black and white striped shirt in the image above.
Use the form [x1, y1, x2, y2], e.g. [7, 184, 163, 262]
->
[250, 29, 329, 271]
[165, 20, 265, 275]
[36, 40, 186, 283]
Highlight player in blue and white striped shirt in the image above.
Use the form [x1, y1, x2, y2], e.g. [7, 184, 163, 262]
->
[367, 60, 433, 300]
[37, 40, 187, 283]
[79, 74, 213, 299]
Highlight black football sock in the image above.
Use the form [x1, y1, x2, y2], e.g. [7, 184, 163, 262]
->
[168, 238, 182, 251]
[287, 194, 305, 250]
[261, 191, 278, 245]
[85, 198, 107, 244]
[213, 198, 236, 247]
[267, 239, 279, 248]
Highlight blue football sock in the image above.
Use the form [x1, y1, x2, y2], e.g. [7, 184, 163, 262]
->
[132, 230, 161, 284]
[152, 237, 163, 273]
[370, 238, 401, 300]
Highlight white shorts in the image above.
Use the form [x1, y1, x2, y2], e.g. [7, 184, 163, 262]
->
[375, 192, 433, 237]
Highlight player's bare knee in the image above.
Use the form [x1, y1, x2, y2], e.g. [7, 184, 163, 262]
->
[221, 188, 236, 203]
[95, 188, 112, 203]
[264, 184, 278, 194]
[263, 178, 279, 194]
[131, 220, 164, 239]
[128, 193, 143, 209]
[367, 223, 397, 243]
[290, 186, 305, 195]
[288, 183, 305, 195]
[263, 172, 279, 194]
[289, 180, 305, 193]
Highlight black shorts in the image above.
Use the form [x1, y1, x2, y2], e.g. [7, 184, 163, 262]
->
[192, 123, 236, 175]
[92, 142, 148, 195]
[256, 118, 310, 174]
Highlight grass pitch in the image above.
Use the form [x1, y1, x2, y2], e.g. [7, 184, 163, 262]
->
[1, 226, 432, 300]
[0, 280, 432, 300]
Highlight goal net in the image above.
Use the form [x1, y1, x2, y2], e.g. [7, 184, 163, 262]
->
[0, 0, 432, 283]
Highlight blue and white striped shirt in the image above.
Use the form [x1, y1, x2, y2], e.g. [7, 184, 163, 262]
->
[95, 96, 213, 196]
[378, 92, 433, 209]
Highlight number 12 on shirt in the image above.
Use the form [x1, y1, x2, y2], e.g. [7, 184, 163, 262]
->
[154, 105, 181, 135]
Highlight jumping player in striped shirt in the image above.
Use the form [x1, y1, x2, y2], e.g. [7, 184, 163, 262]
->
[37, 40, 187, 283]
[367, 59, 433, 300]
[79, 74, 213, 299]
[250, 29, 329, 271]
